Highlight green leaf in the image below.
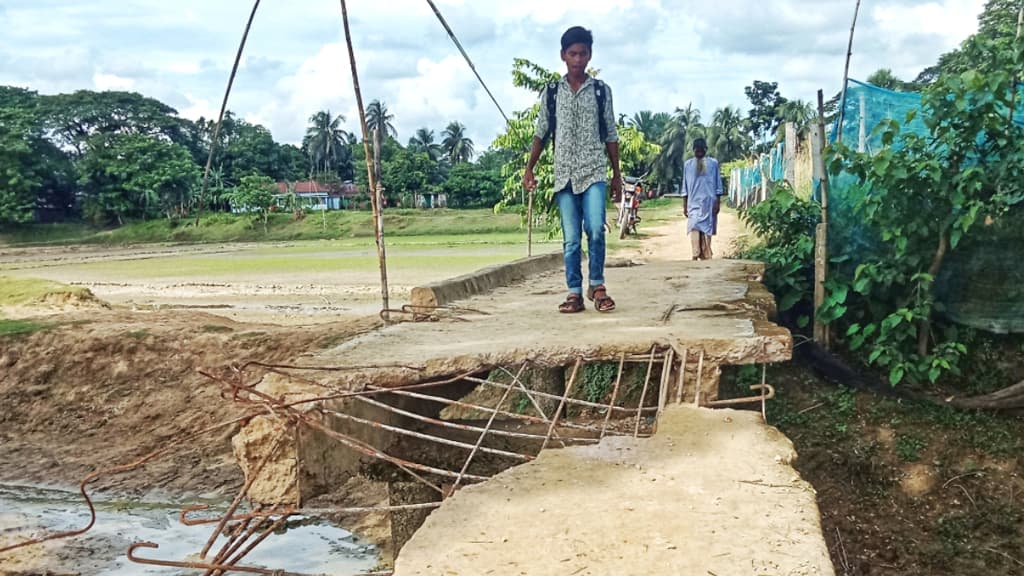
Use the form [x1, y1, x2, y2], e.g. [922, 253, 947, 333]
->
[928, 366, 942, 383]
[797, 315, 810, 328]
[889, 365, 905, 386]
[779, 291, 801, 312]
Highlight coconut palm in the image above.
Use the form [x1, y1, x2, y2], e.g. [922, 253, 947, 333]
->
[366, 100, 397, 139]
[628, 110, 672, 143]
[708, 105, 751, 163]
[651, 103, 703, 191]
[776, 99, 816, 138]
[441, 121, 475, 164]
[408, 127, 443, 161]
[302, 110, 350, 177]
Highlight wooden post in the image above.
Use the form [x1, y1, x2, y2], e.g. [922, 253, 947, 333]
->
[340, 0, 389, 322]
[812, 90, 831, 348]
[858, 92, 867, 153]
[784, 122, 797, 186]
[835, 0, 862, 144]
[526, 188, 534, 257]
[194, 0, 261, 227]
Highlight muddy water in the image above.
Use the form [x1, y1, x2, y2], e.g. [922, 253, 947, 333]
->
[0, 484, 378, 575]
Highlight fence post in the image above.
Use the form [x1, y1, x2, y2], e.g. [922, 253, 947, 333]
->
[784, 122, 797, 186]
[812, 91, 831, 348]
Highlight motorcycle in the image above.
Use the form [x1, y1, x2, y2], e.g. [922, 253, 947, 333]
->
[616, 177, 643, 239]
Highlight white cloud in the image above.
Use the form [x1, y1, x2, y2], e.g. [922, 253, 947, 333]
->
[0, 0, 990, 149]
[92, 72, 135, 91]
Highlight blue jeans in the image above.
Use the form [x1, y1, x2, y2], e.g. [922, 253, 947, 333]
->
[556, 181, 606, 295]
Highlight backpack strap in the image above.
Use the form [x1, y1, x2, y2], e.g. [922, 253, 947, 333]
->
[594, 79, 608, 142]
[543, 82, 558, 146]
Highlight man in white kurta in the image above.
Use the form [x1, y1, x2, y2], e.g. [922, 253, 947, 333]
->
[682, 138, 724, 260]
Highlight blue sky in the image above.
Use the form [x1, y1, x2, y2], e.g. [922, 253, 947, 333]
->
[0, 0, 986, 148]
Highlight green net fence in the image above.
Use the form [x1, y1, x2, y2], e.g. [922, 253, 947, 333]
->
[826, 79, 1024, 334]
[728, 142, 786, 208]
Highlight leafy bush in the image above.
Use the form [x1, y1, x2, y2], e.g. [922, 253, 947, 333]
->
[738, 182, 820, 329]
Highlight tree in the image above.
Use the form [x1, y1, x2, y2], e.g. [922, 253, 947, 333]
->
[824, 65, 1024, 386]
[651, 103, 703, 192]
[441, 121, 475, 164]
[865, 68, 905, 91]
[230, 174, 277, 232]
[78, 133, 200, 224]
[776, 99, 816, 139]
[744, 80, 787, 149]
[408, 128, 443, 161]
[39, 90, 187, 157]
[303, 110, 351, 179]
[441, 162, 503, 208]
[628, 110, 672, 143]
[366, 100, 397, 139]
[708, 106, 752, 163]
[0, 88, 75, 224]
[924, 0, 1024, 81]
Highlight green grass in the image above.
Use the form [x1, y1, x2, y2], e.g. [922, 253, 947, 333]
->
[0, 276, 93, 306]
[0, 209, 530, 246]
[0, 318, 52, 338]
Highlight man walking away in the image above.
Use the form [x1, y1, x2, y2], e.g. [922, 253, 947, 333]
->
[522, 25, 622, 313]
[682, 138, 723, 260]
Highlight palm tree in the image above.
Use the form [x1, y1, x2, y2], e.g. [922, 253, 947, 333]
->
[366, 100, 397, 139]
[302, 110, 350, 178]
[652, 103, 703, 192]
[628, 110, 672, 143]
[408, 127, 443, 161]
[441, 121, 475, 164]
[708, 106, 751, 163]
[776, 99, 816, 139]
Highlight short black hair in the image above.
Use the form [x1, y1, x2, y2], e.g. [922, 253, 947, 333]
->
[561, 26, 593, 52]
[693, 138, 707, 150]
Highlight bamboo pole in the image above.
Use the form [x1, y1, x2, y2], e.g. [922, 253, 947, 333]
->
[194, 0, 260, 227]
[339, 0, 390, 321]
[813, 90, 831, 348]
[835, 0, 862, 144]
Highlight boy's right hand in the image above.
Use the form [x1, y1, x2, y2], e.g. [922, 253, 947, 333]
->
[523, 168, 537, 192]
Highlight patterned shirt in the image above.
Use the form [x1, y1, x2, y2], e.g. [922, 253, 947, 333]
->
[533, 75, 618, 195]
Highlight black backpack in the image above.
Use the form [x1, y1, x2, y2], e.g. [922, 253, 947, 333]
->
[542, 79, 608, 146]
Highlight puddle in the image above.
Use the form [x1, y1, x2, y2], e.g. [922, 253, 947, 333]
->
[0, 484, 379, 575]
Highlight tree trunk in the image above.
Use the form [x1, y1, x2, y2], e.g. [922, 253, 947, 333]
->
[951, 380, 1024, 411]
[918, 228, 949, 356]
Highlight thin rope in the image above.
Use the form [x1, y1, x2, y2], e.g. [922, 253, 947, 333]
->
[423, 0, 510, 126]
[194, 0, 261, 226]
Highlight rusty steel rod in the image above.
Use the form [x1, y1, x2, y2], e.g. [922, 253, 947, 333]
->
[217, 376, 466, 490]
[599, 352, 627, 440]
[200, 428, 287, 559]
[181, 502, 444, 527]
[465, 374, 659, 414]
[322, 408, 532, 462]
[694, 349, 705, 407]
[495, 363, 568, 448]
[0, 415, 254, 555]
[703, 385, 776, 408]
[634, 347, 658, 438]
[675, 348, 688, 405]
[450, 363, 521, 493]
[128, 541, 316, 576]
[222, 509, 296, 570]
[541, 357, 582, 451]
[352, 395, 584, 444]
[206, 516, 265, 576]
[366, 385, 627, 437]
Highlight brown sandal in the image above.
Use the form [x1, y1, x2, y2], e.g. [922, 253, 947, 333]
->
[587, 285, 616, 312]
[558, 293, 585, 313]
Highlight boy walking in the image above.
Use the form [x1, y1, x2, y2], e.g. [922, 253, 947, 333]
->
[523, 26, 622, 313]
